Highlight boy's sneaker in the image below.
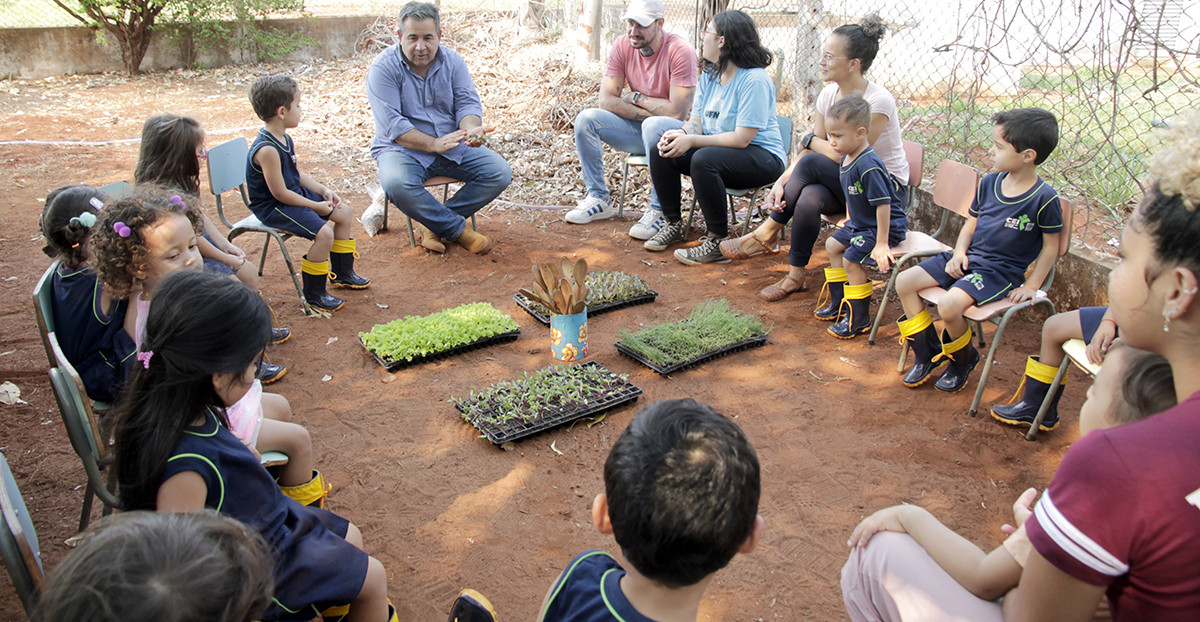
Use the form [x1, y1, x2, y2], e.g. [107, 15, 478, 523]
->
[675, 235, 731, 265]
[643, 220, 686, 251]
[565, 196, 615, 224]
[629, 208, 666, 240]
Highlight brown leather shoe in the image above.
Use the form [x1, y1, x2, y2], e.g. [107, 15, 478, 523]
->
[719, 232, 780, 260]
[759, 274, 808, 302]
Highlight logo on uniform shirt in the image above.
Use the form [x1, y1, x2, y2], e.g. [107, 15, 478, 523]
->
[291, 154, 298, 165]
[848, 181, 863, 196]
[1005, 214, 1034, 232]
[966, 273, 985, 290]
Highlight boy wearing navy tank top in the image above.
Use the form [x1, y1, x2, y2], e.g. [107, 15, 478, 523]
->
[538, 399, 763, 622]
[247, 75, 370, 312]
[895, 107, 1062, 393]
[814, 96, 908, 339]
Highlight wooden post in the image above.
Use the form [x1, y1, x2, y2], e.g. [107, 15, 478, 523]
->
[578, 0, 603, 62]
[793, 0, 823, 146]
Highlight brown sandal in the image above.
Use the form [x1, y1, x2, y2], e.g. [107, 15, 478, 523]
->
[759, 275, 808, 302]
[719, 232, 780, 260]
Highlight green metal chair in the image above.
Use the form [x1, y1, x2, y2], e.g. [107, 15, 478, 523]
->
[381, 176, 476, 248]
[207, 137, 313, 316]
[0, 452, 43, 615]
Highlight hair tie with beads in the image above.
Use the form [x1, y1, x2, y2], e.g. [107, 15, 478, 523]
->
[169, 195, 186, 211]
[113, 222, 132, 237]
[136, 350, 153, 369]
[70, 212, 98, 228]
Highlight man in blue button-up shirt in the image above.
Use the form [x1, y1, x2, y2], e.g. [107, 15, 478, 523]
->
[367, 1, 511, 254]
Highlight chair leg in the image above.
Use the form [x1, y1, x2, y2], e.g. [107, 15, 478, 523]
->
[1027, 356, 1071, 441]
[406, 216, 417, 248]
[685, 197, 697, 241]
[897, 337, 910, 373]
[727, 194, 739, 232]
[79, 486, 94, 532]
[270, 232, 315, 317]
[382, 195, 389, 231]
[618, 160, 630, 218]
[869, 270, 900, 346]
[257, 237, 270, 277]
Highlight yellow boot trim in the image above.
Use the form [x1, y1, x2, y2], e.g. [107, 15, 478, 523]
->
[330, 238, 359, 257]
[1026, 355, 1063, 385]
[933, 326, 972, 363]
[896, 310, 933, 341]
[301, 258, 330, 276]
[319, 604, 350, 620]
[844, 282, 873, 300]
[279, 470, 331, 508]
[815, 267, 849, 309]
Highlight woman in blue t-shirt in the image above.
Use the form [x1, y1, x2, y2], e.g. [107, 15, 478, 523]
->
[641, 10, 786, 265]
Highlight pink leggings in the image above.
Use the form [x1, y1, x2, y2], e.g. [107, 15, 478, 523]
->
[841, 532, 1005, 622]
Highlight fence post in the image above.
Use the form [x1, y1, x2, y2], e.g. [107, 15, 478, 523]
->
[792, 0, 822, 143]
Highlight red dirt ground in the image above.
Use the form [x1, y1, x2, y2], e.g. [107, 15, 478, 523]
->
[0, 69, 1078, 620]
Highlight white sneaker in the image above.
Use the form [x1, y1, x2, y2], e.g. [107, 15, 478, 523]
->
[565, 196, 615, 224]
[629, 208, 666, 240]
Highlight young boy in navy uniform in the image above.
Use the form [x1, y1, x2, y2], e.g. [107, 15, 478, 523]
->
[813, 96, 908, 338]
[895, 107, 1062, 392]
[537, 399, 763, 622]
[246, 75, 370, 312]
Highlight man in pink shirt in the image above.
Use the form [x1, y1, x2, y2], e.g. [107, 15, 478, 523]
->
[565, 0, 697, 240]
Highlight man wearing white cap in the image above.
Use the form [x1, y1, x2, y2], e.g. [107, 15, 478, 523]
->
[565, 0, 698, 240]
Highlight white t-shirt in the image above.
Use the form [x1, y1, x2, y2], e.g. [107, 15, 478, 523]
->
[816, 81, 908, 183]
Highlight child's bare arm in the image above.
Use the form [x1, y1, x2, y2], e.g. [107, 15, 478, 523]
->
[1007, 232, 1060, 302]
[848, 504, 1022, 601]
[871, 204, 894, 272]
[299, 171, 341, 207]
[946, 216, 977, 278]
[254, 147, 330, 214]
[156, 471, 208, 512]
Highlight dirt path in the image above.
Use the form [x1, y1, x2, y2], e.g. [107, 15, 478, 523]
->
[0, 32, 1075, 621]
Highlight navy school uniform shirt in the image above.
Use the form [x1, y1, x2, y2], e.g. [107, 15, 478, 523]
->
[840, 146, 906, 234]
[967, 172, 1062, 272]
[246, 129, 321, 217]
[540, 550, 656, 622]
[51, 264, 134, 403]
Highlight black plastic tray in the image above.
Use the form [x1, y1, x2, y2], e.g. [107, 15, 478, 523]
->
[614, 333, 769, 376]
[512, 290, 658, 325]
[361, 329, 520, 371]
[456, 362, 643, 445]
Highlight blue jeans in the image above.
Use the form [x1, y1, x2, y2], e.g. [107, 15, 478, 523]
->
[574, 109, 682, 210]
[377, 147, 512, 240]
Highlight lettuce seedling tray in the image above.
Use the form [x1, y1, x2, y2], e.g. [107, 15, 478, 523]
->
[455, 362, 642, 445]
[513, 291, 658, 325]
[615, 333, 769, 376]
[361, 329, 520, 371]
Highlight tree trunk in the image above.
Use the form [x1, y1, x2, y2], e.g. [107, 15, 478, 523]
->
[520, 0, 545, 30]
[697, 0, 730, 35]
[793, 0, 823, 137]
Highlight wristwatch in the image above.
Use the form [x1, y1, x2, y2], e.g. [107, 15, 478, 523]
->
[801, 132, 816, 150]
[631, 91, 643, 105]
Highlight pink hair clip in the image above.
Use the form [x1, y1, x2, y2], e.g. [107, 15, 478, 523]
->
[136, 351, 153, 369]
[169, 195, 186, 211]
[113, 222, 132, 237]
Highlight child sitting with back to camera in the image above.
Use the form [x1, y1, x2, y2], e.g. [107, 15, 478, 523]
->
[39, 185, 136, 403]
[113, 270, 394, 621]
[840, 342, 1176, 621]
[811, 95, 908, 339]
[538, 398, 763, 622]
[246, 74, 369, 312]
[32, 511, 274, 622]
[894, 107, 1062, 393]
[91, 188, 329, 507]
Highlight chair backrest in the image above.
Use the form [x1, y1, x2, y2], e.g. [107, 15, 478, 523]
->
[207, 137, 251, 229]
[32, 261, 60, 369]
[48, 334, 109, 462]
[97, 180, 133, 200]
[932, 159, 978, 216]
[777, 115, 794, 154]
[0, 452, 43, 615]
[902, 140, 925, 189]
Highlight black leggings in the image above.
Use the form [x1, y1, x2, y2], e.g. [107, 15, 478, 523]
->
[649, 144, 785, 239]
[770, 152, 908, 268]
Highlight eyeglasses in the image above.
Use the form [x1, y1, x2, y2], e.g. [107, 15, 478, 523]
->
[820, 52, 849, 63]
[703, 29, 719, 38]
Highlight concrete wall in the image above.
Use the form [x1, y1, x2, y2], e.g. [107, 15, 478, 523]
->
[0, 15, 377, 78]
[906, 182, 1114, 319]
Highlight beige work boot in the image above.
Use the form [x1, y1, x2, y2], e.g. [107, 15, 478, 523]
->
[455, 227, 493, 255]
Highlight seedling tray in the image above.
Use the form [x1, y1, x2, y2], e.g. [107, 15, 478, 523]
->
[513, 290, 658, 325]
[361, 329, 520, 371]
[615, 333, 769, 376]
[456, 362, 643, 445]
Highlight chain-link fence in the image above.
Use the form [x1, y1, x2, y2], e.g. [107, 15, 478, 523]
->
[11, 0, 1200, 252]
